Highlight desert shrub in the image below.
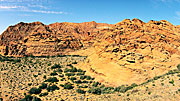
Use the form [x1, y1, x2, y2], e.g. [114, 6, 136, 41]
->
[43, 75, 46, 79]
[60, 78, 65, 81]
[47, 85, 59, 92]
[57, 68, 63, 73]
[70, 67, 77, 72]
[88, 88, 101, 95]
[64, 68, 69, 73]
[69, 77, 76, 81]
[33, 75, 38, 78]
[72, 61, 77, 64]
[67, 64, 73, 67]
[80, 76, 86, 80]
[77, 72, 85, 76]
[101, 87, 114, 94]
[29, 87, 41, 94]
[130, 83, 138, 88]
[45, 77, 59, 83]
[28, 83, 32, 86]
[82, 80, 88, 83]
[13, 59, 21, 63]
[63, 83, 74, 89]
[51, 64, 61, 69]
[59, 74, 64, 77]
[39, 83, 47, 89]
[92, 82, 101, 87]
[65, 73, 75, 77]
[169, 79, 174, 85]
[114, 85, 127, 93]
[86, 76, 93, 80]
[64, 67, 77, 73]
[50, 71, 58, 76]
[60, 84, 64, 87]
[39, 92, 48, 97]
[77, 69, 84, 72]
[78, 85, 88, 88]
[153, 76, 162, 80]
[76, 89, 86, 94]
[75, 80, 82, 84]
[177, 64, 180, 71]
[166, 70, 175, 75]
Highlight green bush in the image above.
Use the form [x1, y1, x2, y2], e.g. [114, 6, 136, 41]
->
[69, 77, 76, 81]
[29, 87, 41, 94]
[57, 68, 63, 73]
[43, 75, 46, 79]
[76, 89, 86, 94]
[75, 80, 82, 84]
[77, 69, 84, 72]
[169, 79, 174, 85]
[86, 76, 93, 80]
[67, 64, 73, 67]
[50, 71, 58, 76]
[177, 64, 180, 71]
[59, 74, 64, 77]
[63, 83, 74, 89]
[80, 76, 86, 80]
[51, 64, 61, 69]
[60, 84, 64, 87]
[47, 85, 59, 92]
[64, 67, 77, 73]
[92, 82, 101, 87]
[77, 72, 85, 76]
[88, 88, 101, 95]
[78, 85, 88, 88]
[82, 80, 88, 83]
[39, 83, 47, 89]
[45, 77, 59, 83]
[39, 92, 48, 97]
[114, 85, 127, 93]
[65, 73, 75, 77]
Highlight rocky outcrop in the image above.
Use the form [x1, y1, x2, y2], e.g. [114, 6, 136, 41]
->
[0, 21, 111, 56]
[70, 18, 180, 86]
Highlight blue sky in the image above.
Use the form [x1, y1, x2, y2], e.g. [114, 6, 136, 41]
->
[0, 0, 180, 34]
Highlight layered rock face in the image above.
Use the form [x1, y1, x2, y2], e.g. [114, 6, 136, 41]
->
[0, 21, 111, 56]
[0, 19, 180, 86]
[70, 19, 180, 86]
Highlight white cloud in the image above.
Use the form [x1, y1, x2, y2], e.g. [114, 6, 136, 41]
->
[28, 4, 47, 9]
[0, 0, 66, 14]
[0, 5, 24, 9]
[27, 10, 64, 14]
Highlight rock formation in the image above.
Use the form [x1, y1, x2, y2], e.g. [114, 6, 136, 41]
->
[0, 18, 180, 86]
[0, 21, 111, 56]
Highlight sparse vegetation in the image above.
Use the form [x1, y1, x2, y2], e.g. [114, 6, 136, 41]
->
[46, 85, 59, 92]
[45, 77, 59, 83]
[1, 55, 180, 101]
[29, 87, 41, 94]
